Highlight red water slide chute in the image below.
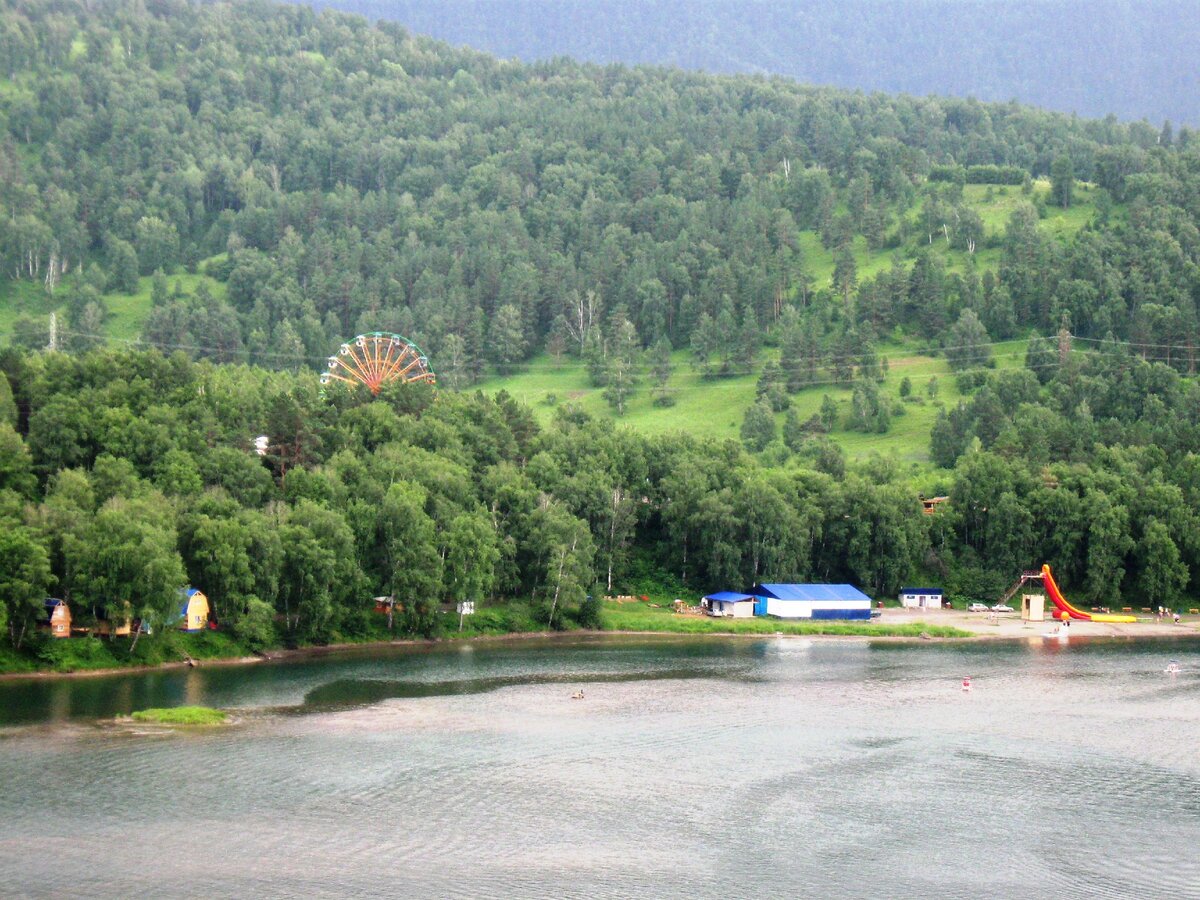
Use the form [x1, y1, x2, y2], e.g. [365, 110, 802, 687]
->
[1041, 564, 1137, 623]
[1041, 564, 1090, 620]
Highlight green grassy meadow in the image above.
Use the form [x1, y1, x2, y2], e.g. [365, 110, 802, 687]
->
[481, 336, 1029, 469]
[600, 600, 971, 637]
[476, 180, 1092, 468]
[0, 270, 227, 348]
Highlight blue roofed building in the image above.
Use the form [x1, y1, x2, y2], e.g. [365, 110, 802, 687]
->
[702, 591, 756, 618]
[750, 584, 873, 620]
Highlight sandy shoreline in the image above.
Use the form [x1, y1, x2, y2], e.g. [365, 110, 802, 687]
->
[901, 607, 1200, 640]
[2, 612, 1196, 683]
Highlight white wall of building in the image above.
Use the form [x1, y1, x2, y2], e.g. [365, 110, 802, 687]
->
[712, 600, 754, 618]
[900, 592, 942, 609]
[765, 598, 871, 618]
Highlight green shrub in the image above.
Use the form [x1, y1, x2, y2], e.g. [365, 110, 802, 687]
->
[34, 636, 120, 672]
[234, 596, 279, 649]
[576, 595, 603, 630]
[178, 629, 248, 660]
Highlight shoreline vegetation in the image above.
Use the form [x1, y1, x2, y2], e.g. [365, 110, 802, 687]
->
[0, 599, 973, 680]
[128, 706, 228, 726]
[3, 600, 1195, 683]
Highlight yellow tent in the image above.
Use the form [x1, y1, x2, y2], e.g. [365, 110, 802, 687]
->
[179, 589, 210, 632]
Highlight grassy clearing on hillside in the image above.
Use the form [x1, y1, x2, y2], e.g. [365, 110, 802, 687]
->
[0, 278, 59, 341]
[798, 180, 1102, 293]
[602, 601, 971, 637]
[104, 272, 228, 342]
[478, 350, 759, 438]
[0, 271, 226, 347]
[483, 336, 1029, 468]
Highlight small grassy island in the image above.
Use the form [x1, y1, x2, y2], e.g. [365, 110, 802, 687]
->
[129, 707, 229, 726]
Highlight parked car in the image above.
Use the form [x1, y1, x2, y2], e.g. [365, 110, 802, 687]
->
[991, 603, 1014, 613]
[967, 603, 989, 612]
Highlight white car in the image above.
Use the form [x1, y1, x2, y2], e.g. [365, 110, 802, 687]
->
[990, 603, 1014, 613]
[967, 603, 989, 612]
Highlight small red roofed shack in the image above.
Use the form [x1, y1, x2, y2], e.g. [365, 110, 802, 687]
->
[921, 496, 949, 515]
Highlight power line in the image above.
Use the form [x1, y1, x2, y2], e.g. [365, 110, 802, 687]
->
[12, 327, 1186, 387]
[10, 322, 1037, 370]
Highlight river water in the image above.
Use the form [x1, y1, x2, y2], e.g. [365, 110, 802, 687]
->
[1, 634, 1198, 898]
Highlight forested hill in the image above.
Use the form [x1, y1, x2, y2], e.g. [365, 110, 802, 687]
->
[3, 0, 1199, 395]
[5, 0, 1200, 660]
[308, 0, 1200, 125]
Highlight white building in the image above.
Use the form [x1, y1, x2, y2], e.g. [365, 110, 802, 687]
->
[899, 587, 944, 609]
[703, 592, 756, 618]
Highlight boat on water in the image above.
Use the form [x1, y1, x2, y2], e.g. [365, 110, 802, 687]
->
[1165, 661, 1182, 674]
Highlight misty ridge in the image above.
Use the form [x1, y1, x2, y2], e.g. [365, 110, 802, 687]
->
[308, 0, 1200, 125]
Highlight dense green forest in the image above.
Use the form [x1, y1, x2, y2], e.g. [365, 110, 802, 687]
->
[314, 0, 1200, 125]
[2, 341, 1200, 660]
[2, 0, 1199, 382]
[2, 0, 1200, 663]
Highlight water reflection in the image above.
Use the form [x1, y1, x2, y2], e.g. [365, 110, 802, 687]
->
[0, 635, 1197, 898]
[299, 667, 735, 710]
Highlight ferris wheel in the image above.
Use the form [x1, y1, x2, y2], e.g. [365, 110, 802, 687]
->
[319, 332, 436, 395]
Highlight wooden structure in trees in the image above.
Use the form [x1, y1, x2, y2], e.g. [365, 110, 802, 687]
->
[40, 598, 71, 639]
[95, 602, 133, 637]
[179, 589, 210, 632]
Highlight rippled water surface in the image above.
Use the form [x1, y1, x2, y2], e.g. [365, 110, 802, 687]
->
[2, 635, 1198, 898]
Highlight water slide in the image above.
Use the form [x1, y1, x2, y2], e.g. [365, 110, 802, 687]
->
[1041, 564, 1138, 623]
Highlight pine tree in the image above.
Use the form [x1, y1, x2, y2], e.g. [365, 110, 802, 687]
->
[650, 337, 674, 407]
[832, 245, 857, 299]
[488, 304, 527, 375]
[603, 315, 640, 415]
[1050, 154, 1075, 209]
[690, 312, 720, 378]
[150, 270, 169, 306]
[945, 309, 992, 370]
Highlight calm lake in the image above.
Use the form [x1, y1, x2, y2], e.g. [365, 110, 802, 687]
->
[1, 634, 1198, 898]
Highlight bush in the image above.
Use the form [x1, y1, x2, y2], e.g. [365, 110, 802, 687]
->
[576, 595, 603, 629]
[955, 369, 990, 392]
[399, 600, 443, 639]
[34, 636, 120, 672]
[178, 629, 249, 660]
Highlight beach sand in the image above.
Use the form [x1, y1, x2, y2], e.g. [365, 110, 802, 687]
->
[881, 606, 1199, 639]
